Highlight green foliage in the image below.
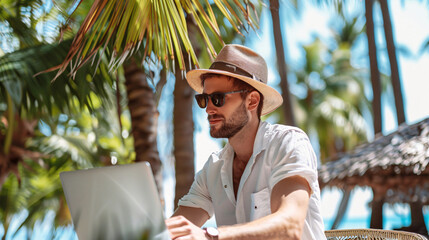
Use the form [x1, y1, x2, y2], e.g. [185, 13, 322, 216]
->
[53, 0, 261, 80]
[0, 0, 273, 238]
[195, 2, 264, 68]
[0, 93, 135, 238]
[286, 15, 372, 162]
[0, 0, 77, 52]
[0, 1, 138, 238]
[0, 0, 41, 50]
[0, 39, 115, 118]
[0, 15, 133, 238]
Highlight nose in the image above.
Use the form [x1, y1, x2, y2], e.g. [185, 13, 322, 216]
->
[205, 98, 217, 114]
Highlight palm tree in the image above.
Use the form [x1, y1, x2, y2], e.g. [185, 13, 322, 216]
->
[379, 1, 425, 233]
[173, 51, 195, 208]
[0, 38, 130, 238]
[364, 0, 410, 229]
[122, 60, 165, 197]
[0, 38, 115, 184]
[0, 1, 130, 236]
[0, 0, 108, 188]
[269, 0, 296, 126]
[365, 0, 383, 136]
[292, 35, 370, 231]
[51, 0, 261, 79]
[0, 2, 103, 238]
[378, 0, 406, 125]
[342, 0, 412, 230]
[0, 100, 133, 239]
[364, 0, 385, 228]
[294, 38, 369, 162]
[52, 0, 261, 200]
[327, 11, 372, 229]
[0, 0, 40, 49]
[314, 0, 385, 230]
[173, 14, 200, 207]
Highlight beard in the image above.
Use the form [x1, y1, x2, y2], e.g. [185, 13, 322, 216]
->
[209, 101, 249, 138]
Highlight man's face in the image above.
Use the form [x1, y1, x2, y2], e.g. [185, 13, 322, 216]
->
[203, 76, 249, 138]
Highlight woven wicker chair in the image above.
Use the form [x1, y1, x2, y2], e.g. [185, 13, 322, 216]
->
[325, 229, 428, 240]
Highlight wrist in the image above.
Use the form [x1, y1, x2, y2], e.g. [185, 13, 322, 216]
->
[203, 227, 219, 240]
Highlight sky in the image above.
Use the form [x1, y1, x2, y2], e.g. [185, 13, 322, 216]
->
[168, 0, 429, 229]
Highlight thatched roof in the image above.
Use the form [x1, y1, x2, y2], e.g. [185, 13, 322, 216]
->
[318, 117, 429, 204]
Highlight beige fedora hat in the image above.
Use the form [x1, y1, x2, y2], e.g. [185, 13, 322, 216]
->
[186, 44, 283, 116]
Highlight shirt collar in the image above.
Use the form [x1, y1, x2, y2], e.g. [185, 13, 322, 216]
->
[218, 121, 270, 161]
[252, 121, 269, 156]
[219, 142, 234, 161]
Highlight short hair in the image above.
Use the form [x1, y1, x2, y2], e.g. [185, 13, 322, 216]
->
[200, 73, 264, 118]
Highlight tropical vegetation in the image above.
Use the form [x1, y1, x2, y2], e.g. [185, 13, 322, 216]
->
[1, 0, 261, 238]
[1, 0, 427, 238]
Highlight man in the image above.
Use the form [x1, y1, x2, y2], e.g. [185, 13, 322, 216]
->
[166, 44, 325, 239]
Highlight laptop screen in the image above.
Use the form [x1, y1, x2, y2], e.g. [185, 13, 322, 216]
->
[60, 162, 170, 240]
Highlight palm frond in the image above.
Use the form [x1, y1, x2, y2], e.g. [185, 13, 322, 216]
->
[0, 0, 41, 49]
[292, 31, 371, 162]
[0, 0, 74, 51]
[52, 0, 260, 80]
[0, 38, 115, 117]
[31, 134, 97, 168]
[8, 157, 75, 237]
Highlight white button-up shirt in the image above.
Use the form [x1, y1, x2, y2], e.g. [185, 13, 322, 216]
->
[178, 121, 326, 239]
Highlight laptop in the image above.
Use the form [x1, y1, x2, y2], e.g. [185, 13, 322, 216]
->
[60, 162, 171, 240]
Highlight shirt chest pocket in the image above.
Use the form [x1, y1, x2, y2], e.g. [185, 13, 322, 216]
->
[250, 188, 271, 221]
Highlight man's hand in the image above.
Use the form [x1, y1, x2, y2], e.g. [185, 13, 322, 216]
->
[166, 215, 208, 240]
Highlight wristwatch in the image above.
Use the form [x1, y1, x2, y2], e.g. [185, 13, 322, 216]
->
[203, 227, 219, 240]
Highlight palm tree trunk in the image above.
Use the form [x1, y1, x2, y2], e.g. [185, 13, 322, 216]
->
[409, 202, 428, 234]
[173, 60, 195, 208]
[124, 60, 163, 201]
[365, 0, 384, 228]
[173, 15, 199, 209]
[370, 187, 384, 229]
[270, 0, 295, 126]
[379, 0, 406, 125]
[365, 0, 383, 135]
[379, 2, 424, 233]
[370, 198, 384, 229]
[331, 189, 351, 229]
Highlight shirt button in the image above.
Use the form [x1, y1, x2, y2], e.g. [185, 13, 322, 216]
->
[224, 185, 227, 188]
[255, 206, 258, 209]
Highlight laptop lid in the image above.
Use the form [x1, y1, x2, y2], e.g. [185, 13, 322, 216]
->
[60, 162, 170, 240]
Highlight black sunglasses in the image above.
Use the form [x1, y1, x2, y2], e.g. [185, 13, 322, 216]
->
[195, 90, 248, 108]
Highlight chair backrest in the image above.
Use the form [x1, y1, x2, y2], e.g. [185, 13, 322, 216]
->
[325, 229, 428, 240]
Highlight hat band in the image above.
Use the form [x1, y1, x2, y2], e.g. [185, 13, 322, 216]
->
[209, 62, 263, 83]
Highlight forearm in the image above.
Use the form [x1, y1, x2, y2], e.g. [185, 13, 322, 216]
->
[218, 211, 303, 240]
[171, 206, 210, 227]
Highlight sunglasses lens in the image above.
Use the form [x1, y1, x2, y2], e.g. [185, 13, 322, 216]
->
[211, 93, 224, 107]
[195, 92, 227, 108]
[195, 94, 207, 108]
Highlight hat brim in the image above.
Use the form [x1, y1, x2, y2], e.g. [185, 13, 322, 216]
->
[186, 69, 283, 116]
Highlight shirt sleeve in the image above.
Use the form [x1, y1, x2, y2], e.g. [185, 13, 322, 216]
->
[268, 129, 319, 194]
[177, 159, 214, 217]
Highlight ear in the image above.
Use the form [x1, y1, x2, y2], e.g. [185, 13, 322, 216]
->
[247, 91, 260, 112]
